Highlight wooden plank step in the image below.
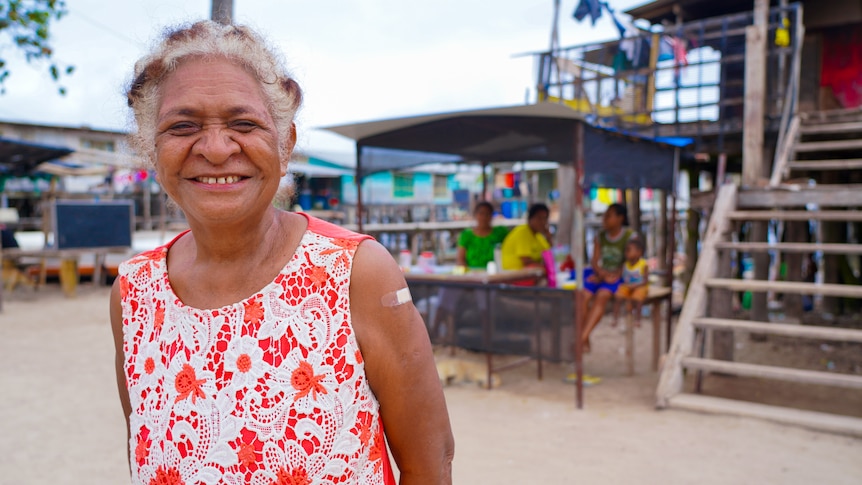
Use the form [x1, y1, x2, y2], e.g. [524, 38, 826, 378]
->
[681, 357, 862, 389]
[667, 394, 862, 438]
[799, 121, 862, 135]
[788, 159, 862, 171]
[692, 317, 862, 343]
[801, 107, 862, 123]
[738, 185, 862, 208]
[704, 278, 862, 298]
[714, 242, 862, 255]
[794, 139, 862, 152]
[728, 210, 862, 222]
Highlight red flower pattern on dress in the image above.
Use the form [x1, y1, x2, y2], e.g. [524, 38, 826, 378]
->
[144, 357, 156, 375]
[174, 364, 206, 403]
[291, 360, 327, 401]
[236, 353, 252, 373]
[119, 218, 394, 484]
[153, 304, 165, 331]
[271, 467, 310, 485]
[237, 442, 256, 468]
[319, 238, 358, 269]
[307, 265, 328, 289]
[135, 437, 149, 465]
[243, 298, 265, 325]
[149, 466, 184, 485]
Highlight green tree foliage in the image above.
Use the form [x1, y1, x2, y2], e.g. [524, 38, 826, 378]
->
[0, 0, 73, 94]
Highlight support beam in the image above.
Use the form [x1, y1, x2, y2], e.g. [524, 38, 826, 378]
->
[742, 23, 768, 187]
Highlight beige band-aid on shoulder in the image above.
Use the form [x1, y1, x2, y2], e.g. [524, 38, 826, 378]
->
[381, 287, 412, 307]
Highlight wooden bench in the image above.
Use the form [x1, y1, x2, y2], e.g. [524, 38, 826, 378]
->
[621, 286, 672, 376]
[0, 247, 130, 297]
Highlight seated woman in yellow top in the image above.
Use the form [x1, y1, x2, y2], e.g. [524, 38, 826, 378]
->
[501, 203, 552, 270]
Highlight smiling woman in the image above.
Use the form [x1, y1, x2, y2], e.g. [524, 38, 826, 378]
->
[111, 20, 453, 485]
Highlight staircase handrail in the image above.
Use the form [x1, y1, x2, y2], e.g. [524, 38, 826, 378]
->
[770, 6, 805, 186]
[656, 183, 738, 408]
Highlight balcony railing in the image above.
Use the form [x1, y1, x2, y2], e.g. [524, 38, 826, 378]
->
[535, 3, 803, 153]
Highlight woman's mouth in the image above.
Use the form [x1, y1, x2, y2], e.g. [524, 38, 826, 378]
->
[195, 175, 242, 185]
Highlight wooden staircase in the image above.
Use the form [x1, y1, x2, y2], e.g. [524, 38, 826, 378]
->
[657, 111, 862, 436]
[772, 107, 862, 183]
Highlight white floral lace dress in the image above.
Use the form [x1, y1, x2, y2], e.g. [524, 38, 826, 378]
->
[118, 215, 395, 485]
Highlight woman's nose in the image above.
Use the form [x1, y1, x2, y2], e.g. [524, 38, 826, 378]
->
[192, 126, 241, 164]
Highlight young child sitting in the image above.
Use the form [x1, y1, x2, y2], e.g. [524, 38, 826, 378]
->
[613, 238, 649, 328]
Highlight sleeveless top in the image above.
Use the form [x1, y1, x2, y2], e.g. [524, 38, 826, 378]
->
[598, 228, 634, 272]
[622, 258, 648, 286]
[117, 214, 396, 485]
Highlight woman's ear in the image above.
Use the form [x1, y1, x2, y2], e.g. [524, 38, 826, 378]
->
[281, 123, 297, 176]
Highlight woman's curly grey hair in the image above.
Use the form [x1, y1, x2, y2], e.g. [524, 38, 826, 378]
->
[126, 20, 303, 168]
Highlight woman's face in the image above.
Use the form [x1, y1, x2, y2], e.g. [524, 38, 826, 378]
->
[474, 205, 493, 228]
[153, 57, 292, 226]
[603, 209, 624, 230]
[528, 209, 549, 234]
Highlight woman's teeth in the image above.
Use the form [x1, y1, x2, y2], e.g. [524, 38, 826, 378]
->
[197, 176, 241, 184]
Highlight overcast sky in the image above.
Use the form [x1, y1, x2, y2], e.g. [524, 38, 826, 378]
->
[0, 0, 647, 154]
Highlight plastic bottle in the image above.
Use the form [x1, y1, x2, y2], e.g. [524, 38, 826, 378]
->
[493, 244, 503, 271]
[398, 249, 412, 272]
[418, 251, 436, 273]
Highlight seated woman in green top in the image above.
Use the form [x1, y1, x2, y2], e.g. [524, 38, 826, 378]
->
[581, 203, 635, 352]
[456, 201, 509, 268]
[501, 203, 553, 270]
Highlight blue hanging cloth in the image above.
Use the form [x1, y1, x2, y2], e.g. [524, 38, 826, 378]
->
[573, 0, 603, 26]
[574, 0, 627, 38]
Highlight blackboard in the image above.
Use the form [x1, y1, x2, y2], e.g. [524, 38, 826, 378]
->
[53, 200, 134, 249]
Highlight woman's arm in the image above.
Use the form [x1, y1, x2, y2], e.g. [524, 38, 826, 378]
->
[350, 240, 455, 484]
[110, 278, 132, 474]
[589, 238, 603, 279]
[456, 246, 467, 267]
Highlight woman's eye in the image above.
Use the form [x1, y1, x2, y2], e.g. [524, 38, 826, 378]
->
[231, 120, 258, 132]
[166, 122, 198, 134]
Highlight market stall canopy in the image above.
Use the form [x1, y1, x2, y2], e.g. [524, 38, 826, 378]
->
[0, 138, 74, 176]
[322, 102, 689, 190]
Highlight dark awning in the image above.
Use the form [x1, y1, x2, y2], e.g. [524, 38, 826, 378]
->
[0, 138, 74, 177]
[322, 102, 689, 190]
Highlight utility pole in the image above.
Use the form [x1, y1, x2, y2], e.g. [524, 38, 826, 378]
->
[211, 0, 234, 25]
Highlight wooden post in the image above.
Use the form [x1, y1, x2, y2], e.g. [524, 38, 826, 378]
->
[626, 311, 635, 376]
[783, 219, 806, 316]
[481, 162, 488, 202]
[710, 238, 735, 361]
[573, 122, 585, 410]
[557, 165, 575, 248]
[657, 190, 667, 273]
[716, 153, 727, 187]
[629, 187, 642, 236]
[356, 147, 364, 233]
[684, 169, 700, 289]
[743, 3, 770, 322]
[142, 178, 152, 231]
[646, 33, 661, 114]
[743, 0, 769, 186]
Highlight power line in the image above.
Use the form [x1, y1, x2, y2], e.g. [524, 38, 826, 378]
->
[72, 10, 145, 48]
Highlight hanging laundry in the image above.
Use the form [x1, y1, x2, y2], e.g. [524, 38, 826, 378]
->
[573, 0, 603, 26]
[658, 36, 674, 62]
[672, 37, 688, 84]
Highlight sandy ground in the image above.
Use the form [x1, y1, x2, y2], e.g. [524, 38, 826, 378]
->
[1, 285, 861, 484]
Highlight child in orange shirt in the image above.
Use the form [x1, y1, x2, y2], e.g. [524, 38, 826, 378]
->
[613, 238, 649, 328]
